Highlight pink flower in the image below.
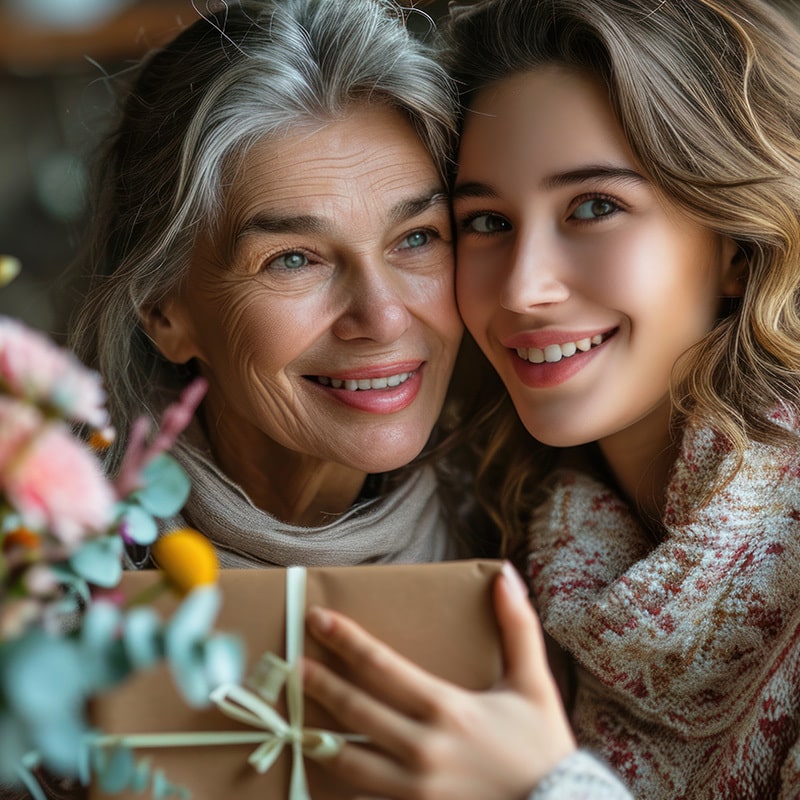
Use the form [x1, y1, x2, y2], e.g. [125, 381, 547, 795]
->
[0, 316, 108, 429]
[0, 396, 41, 470]
[3, 419, 116, 545]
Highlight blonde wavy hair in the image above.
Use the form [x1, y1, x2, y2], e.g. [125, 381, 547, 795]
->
[445, 0, 800, 554]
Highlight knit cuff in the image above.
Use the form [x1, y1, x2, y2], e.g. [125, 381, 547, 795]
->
[528, 750, 634, 800]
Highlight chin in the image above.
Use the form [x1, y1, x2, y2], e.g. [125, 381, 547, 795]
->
[342, 433, 430, 475]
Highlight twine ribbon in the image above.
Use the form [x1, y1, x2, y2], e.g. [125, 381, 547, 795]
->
[85, 566, 366, 799]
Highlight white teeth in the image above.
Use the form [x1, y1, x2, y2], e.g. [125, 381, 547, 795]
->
[516, 334, 608, 364]
[544, 344, 562, 363]
[315, 372, 413, 391]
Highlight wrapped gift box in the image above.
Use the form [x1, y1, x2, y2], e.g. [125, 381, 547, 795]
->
[89, 559, 504, 799]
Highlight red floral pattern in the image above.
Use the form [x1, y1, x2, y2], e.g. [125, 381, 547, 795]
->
[528, 417, 800, 798]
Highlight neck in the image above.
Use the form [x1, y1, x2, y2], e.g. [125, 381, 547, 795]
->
[597, 399, 680, 528]
[201, 412, 367, 527]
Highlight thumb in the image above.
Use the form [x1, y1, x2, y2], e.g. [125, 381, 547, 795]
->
[494, 561, 552, 697]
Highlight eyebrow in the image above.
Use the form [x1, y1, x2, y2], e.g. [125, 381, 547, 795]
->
[237, 189, 449, 240]
[452, 166, 646, 202]
[544, 165, 646, 189]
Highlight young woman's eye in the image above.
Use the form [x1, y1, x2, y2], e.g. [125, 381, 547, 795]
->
[267, 251, 309, 271]
[571, 197, 620, 221]
[397, 230, 432, 250]
[462, 213, 511, 234]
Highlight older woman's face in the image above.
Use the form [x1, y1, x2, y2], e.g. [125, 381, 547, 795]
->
[157, 107, 461, 476]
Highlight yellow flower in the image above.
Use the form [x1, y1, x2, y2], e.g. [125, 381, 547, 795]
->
[151, 528, 218, 596]
[0, 255, 21, 288]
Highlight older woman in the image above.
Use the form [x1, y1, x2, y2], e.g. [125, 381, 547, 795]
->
[68, 0, 477, 569]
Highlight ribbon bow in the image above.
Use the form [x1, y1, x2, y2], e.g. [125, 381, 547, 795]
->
[84, 566, 367, 800]
[209, 566, 365, 798]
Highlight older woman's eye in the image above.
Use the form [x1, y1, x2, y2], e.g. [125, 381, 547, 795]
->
[571, 197, 619, 221]
[268, 251, 309, 270]
[397, 230, 432, 250]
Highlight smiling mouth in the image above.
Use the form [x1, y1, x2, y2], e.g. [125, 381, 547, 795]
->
[307, 371, 416, 391]
[515, 331, 615, 364]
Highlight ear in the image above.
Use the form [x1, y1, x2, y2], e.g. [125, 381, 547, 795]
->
[140, 296, 202, 365]
[719, 235, 747, 297]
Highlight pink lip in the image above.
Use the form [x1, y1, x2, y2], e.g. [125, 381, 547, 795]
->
[317, 361, 422, 382]
[306, 362, 424, 414]
[508, 330, 615, 389]
[502, 328, 613, 350]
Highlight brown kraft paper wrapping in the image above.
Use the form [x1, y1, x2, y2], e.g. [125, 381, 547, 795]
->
[89, 559, 505, 800]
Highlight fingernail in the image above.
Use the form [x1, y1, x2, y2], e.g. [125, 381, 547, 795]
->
[307, 605, 332, 634]
[502, 561, 530, 601]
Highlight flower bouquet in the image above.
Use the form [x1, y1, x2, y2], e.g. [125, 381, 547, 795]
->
[0, 257, 243, 799]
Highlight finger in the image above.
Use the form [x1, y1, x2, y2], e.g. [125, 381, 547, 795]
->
[494, 562, 552, 697]
[302, 655, 422, 760]
[306, 605, 450, 717]
[310, 736, 417, 800]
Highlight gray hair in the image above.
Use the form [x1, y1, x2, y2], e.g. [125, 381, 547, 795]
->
[69, 0, 457, 454]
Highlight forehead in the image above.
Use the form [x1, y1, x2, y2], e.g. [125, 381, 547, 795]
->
[223, 106, 441, 227]
[457, 66, 637, 181]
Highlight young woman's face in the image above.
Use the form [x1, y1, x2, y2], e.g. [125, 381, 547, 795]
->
[152, 106, 462, 476]
[454, 67, 739, 452]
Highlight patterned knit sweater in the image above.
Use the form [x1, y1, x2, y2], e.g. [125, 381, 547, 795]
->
[527, 410, 800, 799]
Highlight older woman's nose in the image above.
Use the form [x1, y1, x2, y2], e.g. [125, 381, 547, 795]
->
[331, 262, 413, 343]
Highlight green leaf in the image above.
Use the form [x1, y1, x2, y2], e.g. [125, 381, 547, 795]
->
[69, 536, 123, 588]
[133, 455, 190, 518]
[96, 745, 136, 794]
[119, 503, 159, 546]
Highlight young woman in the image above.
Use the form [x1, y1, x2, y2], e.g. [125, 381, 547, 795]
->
[301, 0, 800, 797]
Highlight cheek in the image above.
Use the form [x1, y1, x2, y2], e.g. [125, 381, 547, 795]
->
[197, 288, 310, 377]
[455, 244, 482, 303]
[407, 268, 462, 335]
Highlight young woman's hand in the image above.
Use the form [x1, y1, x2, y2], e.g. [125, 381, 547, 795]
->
[301, 562, 576, 800]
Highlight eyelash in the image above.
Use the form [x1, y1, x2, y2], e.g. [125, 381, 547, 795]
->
[456, 191, 627, 237]
[259, 225, 443, 273]
[456, 211, 510, 236]
[568, 192, 625, 224]
[262, 248, 317, 273]
[395, 227, 443, 251]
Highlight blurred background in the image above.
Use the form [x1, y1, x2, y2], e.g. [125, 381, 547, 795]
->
[0, 0, 450, 339]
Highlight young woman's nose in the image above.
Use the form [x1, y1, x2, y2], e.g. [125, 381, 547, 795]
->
[331, 261, 413, 343]
[499, 231, 571, 313]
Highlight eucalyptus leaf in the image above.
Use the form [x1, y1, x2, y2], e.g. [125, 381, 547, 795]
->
[122, 607, 163, 670]
[69, 536, 123, 588]
[0, 713, 30, 785]
[119, 503, 159, 546]
[164, 587, 221, 707]
[152, 767, 191, 799]
[202, 634, 245, 690]
[134, 455, 191, 518]
[96, 744, 136, 794]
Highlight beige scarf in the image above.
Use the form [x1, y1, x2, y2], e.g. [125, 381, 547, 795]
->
[157, 434, 461, 568]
